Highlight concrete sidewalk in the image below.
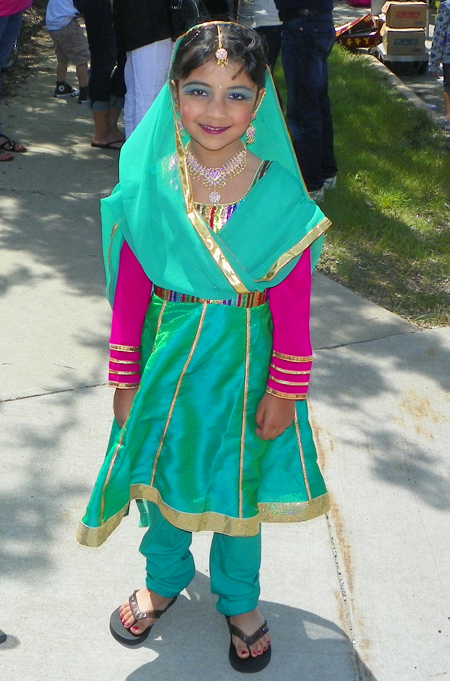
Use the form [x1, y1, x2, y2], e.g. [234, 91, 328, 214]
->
[1, 33, 449, 681]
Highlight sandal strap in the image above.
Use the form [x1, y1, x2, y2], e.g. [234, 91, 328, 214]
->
[0, 137, 14, 151]
[129, 591, 176, 623]
[226, 616, 269, 647]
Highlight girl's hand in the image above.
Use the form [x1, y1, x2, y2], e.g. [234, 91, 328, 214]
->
[255, 393, 296, 440]
[113, 387, 139, 428]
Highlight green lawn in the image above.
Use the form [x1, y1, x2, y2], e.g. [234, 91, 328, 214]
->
[274, 46, 450, 327]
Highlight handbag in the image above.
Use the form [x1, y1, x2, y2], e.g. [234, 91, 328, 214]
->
[171, 0, 211, 39]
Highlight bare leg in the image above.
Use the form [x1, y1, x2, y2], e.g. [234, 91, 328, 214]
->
[108, 106, 123, 140]
[444, 90, 450, 120]
[76, 62, 89, 89]
[56, 61, 68, 83]
[92, 109, 123, 147]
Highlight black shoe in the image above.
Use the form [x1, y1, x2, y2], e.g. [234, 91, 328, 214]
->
[54, 82, 79, 98]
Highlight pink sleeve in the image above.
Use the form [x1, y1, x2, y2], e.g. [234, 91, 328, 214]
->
[108, 241, 152, 388]
[267, 247, 313, 400]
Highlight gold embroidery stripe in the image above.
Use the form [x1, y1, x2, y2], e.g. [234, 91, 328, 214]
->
[75, 487, 330, 547]
[150, 303, 207, 487]
[273, 352, 313, 362]
[266, 387, 307, 400]
[258, 217, 332, 282]
[239, 309, 251, 519]
[151, 298, 167, 355]
[269, 375, 309, 386]
[106, 222, 119, 303]
[100, 428, 126, 522]
[174, 103, 249, 295]
[270, 363, 310, 375]
[109, 370, 140, 376]
[110, 344, 140, 352]
[109, 381, 140, 389]
[294, 411, 312, 501]
[110, 358, 140, 365]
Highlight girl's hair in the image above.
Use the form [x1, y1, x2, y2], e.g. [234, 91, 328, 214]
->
[170, 22, 267, 90]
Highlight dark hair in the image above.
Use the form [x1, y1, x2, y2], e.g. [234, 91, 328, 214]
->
[170, 22, 267, 90]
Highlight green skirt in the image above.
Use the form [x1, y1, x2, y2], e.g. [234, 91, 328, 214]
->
[77, 294, 329, 547]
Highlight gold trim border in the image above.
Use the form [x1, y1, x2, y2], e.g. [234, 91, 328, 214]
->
[273, 352, 313, 363]
[110, 344, 140, 353]
[266, 387, 307, 400]
[76, 486, 330, 547]
[258, 217, 331, 283]
[270, 364, 310, 375]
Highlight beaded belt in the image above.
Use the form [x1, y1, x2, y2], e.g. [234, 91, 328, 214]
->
[153, 286, 269, 308]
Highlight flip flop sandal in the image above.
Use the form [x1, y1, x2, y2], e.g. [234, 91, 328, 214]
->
[109, 591, 177, 647]
[91, 140, 123, 150]
[0, 137, 27, 153]
[226, 616, 271, 673]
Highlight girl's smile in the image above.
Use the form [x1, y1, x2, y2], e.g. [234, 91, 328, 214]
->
[174, 60, 261, 164]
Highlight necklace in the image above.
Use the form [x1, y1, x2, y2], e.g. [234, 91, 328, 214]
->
[186, 146, 247, 204]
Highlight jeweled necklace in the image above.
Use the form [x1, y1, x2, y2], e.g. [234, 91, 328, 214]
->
[186, 145, 247, 204]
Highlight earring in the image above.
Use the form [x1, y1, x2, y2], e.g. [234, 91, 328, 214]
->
[246, 113, 256, 145]
[175, 105, 185, 137]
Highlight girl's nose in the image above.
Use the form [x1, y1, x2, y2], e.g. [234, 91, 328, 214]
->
[206, 96, 226, 119]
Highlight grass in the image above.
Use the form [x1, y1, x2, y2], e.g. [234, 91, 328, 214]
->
[274, 46, 450, 327]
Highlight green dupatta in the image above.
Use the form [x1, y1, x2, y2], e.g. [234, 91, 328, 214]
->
[101, 23, 331, 304]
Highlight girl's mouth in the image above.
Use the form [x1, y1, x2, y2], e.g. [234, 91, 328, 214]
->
[199, 124, 230, 135]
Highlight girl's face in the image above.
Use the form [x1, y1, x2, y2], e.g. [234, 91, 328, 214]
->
[174, 59, 260, 157]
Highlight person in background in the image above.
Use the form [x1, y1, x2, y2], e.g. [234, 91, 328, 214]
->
[73, 0, 126, 149]
[237, 0, 281, 71]
[112, 0, 173, 139]
[274, 0, 338, 202]
[0, 0, 31, 162]
[429, 0, 450, 131]
[46, 0, 90, 104]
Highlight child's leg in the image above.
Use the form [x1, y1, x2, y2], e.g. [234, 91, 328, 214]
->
[139, 502, 195, 597]
[210, 531, 270, 659]
[210, 532, 261, 616]
[56, 59, 68, 84]
[119, 502, 195, 635]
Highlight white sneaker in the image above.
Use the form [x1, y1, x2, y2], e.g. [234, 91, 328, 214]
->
[441, 118, 450, 132]
[309, 187, 324, 203]
[323, 175, 337, 190]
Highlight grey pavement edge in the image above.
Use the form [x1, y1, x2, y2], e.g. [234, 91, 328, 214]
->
[1, 15, 449, 681]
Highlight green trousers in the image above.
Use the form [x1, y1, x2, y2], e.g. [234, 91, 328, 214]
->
[139, 503, 261, 616]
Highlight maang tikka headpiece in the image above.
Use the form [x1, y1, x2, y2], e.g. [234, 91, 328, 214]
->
[215, 25, 228, 67]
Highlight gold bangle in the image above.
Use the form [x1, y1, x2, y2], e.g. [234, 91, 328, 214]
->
[270, 363, 310, 375]
[272, 351, 313, 362]
[266, 387, 307, 400]
[109, 343, 140, 353]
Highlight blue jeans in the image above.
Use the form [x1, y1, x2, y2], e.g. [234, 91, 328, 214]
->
[281, 14, 338, 191]
[73, 0, 125, 110]
[0, 11, 24, 136]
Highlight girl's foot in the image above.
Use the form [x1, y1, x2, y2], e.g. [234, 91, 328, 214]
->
[0, 151, 13, 162]
[229, 608, 271, 658]
[119, 588, 174, 636]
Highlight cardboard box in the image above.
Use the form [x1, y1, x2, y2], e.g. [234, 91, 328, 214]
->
[335, 13, 378, 39]
[381, 2, 428, 29]
[337, 30, 382, 49]
[380, 25, 426, 54]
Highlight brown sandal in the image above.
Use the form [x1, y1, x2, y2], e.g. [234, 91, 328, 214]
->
[109, 590, 177, 646]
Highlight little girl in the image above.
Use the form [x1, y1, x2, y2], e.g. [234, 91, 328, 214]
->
[77, 22, 330, 673]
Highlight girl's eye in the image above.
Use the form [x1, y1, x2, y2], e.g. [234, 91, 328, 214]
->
[228, 92, 252, 101]
[183, 88, 209, 97]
